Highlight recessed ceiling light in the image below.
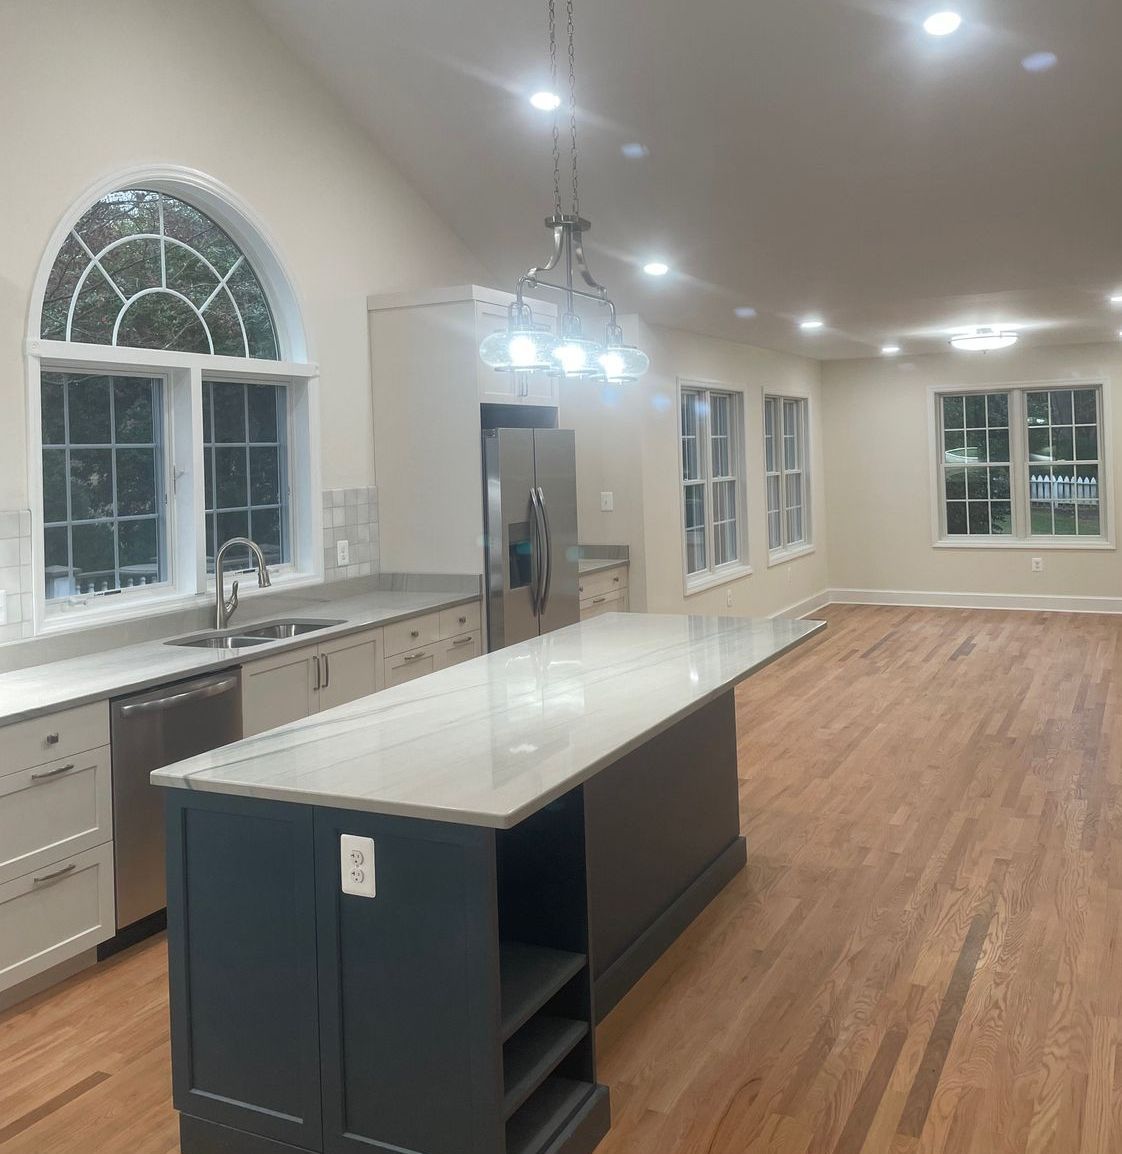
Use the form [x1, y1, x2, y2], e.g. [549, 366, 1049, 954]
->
[881, 345, 901, 355]
[923, 10, 962, 36]
[529, 91, 561, 111]
[1110, 294, 1122, 304]
[642, 261, 669, 277]
[1021, 51, 1058, 73]
[621, 142, 649, 159]
[950, 327, 1018, 352]
[734, 306, 757, 319]
[799, 318, 824, 331]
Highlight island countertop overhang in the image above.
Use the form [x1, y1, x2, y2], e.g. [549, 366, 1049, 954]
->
[151, 612, 825, 828]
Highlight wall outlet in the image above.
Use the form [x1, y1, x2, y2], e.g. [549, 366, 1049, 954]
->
[1031, 556, 1044, 573]
[340, 834, 376, 898]
[336, 538, 350, 566]
[600, 491, 614, 512]
[725, 588, 733, 608]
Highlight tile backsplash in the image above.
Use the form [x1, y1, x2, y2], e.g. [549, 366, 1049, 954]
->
[322, 486, 379, 582]
[0, 510, 34, 643]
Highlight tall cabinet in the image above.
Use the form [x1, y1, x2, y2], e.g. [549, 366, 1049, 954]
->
[367, 286, 559, 582]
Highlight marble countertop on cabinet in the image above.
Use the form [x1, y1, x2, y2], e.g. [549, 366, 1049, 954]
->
[153, 612, 825, 829]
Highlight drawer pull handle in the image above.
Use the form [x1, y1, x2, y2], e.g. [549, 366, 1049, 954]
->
[31, 763, 76, 782]
[410, 629, 420, 638]
[403, 651, 427, 662]
[452, 636, 473, 647]
[592, 596, 608, 604]
[458, 616, 467, 625]
[613, 576, 620, 583]
[33, 863, 76, 886]
[45, 733, 60, 745]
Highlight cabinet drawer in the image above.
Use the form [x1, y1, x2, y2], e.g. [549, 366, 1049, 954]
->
[0, 842, 115, 994]
[439, 602, 481, 640]
[385, 612, 440, 657]
[1, 701, 110, 777]
[0, 746, 112, 887]
[384, 648, 437, 688]
[577, 566, 628, 601]
[580, 588, 627, 620]
[433, 632, 481, 671]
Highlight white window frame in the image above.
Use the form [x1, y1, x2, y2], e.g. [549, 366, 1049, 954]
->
[677, 378, 752, 594]
[24, 168, 323, 635]
[764, 393, 815, 566]
[927, 379, 1115, 550]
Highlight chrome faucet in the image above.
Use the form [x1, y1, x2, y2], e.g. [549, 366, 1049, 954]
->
[215, 537, 272, 630]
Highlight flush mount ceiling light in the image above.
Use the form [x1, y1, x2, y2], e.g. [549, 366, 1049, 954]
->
[642, 261, 669, 277]
[480, 0, 648, 384]
[923, 10, 962, 36]
[529, 90, 562, 111]
[800, 318, 824, 331]
[950, 327, 1018, 352]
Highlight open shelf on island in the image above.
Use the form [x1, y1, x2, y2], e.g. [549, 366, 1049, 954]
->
[506, 1076, 597, 1154]
[503, 1015, 590, 1119]
[499, 942, 587, 1041]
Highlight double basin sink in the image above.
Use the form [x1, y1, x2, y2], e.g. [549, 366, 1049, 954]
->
[167, 618, 346, 651]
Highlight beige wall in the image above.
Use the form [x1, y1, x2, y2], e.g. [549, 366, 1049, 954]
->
[564, 319, 829, 617]
[821, 342, 1122, 601]
[0, 0, 483, 510]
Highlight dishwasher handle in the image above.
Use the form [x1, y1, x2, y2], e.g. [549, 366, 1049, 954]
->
[117, 675, 240, 717]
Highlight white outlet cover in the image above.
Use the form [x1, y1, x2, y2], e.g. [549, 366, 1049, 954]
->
[1031, 557, 1044, 572]
[337, 538, 350, 566]
[600, 491, 614, 512]
[340, 834, 376, 897]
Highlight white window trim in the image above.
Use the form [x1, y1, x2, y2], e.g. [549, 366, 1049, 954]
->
[26, 339, 322, 634]
[926, 378, 1116, 551]
[763, 392, 816, 567]
[677, 377, 752, 594]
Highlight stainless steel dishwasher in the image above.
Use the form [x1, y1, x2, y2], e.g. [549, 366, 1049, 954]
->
[110, 670, 243, 931]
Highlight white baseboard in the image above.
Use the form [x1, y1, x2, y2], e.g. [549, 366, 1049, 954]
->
[770, 589, 834, 620]
[826, 587, 1122, 615]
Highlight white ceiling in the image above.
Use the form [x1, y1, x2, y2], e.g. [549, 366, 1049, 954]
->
[251, 0, 1122, 359]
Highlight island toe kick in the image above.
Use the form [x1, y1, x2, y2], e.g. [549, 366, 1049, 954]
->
[163, 689, 745, 1154]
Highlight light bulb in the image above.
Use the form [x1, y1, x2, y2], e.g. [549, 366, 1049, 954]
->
[599, 350, 626, 379]
[923, 11, 962, 36]
[508, 335, 539, 367]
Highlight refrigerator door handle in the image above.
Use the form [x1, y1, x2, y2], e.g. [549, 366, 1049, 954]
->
[536, 485, 553, 614]
[529, 486, 545, 614]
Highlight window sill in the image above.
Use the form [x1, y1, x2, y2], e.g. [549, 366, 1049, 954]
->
[933, 537, 1116, 552]
[767, 543, 816, 568]
[684, 563, 754, 596]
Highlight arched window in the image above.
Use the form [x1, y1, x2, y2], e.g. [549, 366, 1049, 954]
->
[29, 175, 318, 627]
[41, 188, 279, 359]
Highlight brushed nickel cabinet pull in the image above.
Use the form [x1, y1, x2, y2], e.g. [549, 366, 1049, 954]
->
[410, 629, 420, 639]
[592, 596, 608, 604]
[403, 651, 427, 662]
[323, 653, 330, 689]
[31, 763, 76, 782]
[33, 863, 76, 886]
[458, 615, 467, 625]
[45, 733, 60, 745]
[452, 637, 473, 647]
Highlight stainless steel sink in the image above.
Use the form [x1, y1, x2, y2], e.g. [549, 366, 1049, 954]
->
[237, 618, 345, 639]
[169, 634, 273, 650]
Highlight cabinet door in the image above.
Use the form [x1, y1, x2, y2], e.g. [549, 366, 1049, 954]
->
[475, 302, 525, 405]
[318, 630, 381, 713]
[242, 644, 319, 737]
[315, 808, 502, 1154]
[433, 632, 481, 671]
[580, 589, 626, 621]
[384, 649, 437, 688]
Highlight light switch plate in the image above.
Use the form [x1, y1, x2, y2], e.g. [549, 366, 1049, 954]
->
[336, 538, 350, 566]
[340, 834, 376, 898]
[600, 491, 614, 512]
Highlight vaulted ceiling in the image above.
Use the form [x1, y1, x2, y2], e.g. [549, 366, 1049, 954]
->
[252, 0, 1122, 358]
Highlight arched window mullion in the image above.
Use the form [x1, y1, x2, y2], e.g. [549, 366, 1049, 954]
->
[111, 287, 216, 355]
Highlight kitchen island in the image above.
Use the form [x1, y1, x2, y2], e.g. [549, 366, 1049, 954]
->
[153, 611, 824, 1154]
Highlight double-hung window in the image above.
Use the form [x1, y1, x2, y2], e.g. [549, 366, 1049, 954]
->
[30, 184, 318, 629]
[680, 383, 746, 585]
[764, 396, 811, 557]
[935, 384, 1108, 543]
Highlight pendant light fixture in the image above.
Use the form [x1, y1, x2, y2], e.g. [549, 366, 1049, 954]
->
[478, 0, 649, 384]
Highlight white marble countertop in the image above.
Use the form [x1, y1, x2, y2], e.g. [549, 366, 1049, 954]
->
[153, 612, 825, 829]
[0, 586, 478, 726]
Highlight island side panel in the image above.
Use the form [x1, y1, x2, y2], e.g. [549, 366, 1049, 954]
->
[314, 808, 504, 1154]
[165, 790, 323, 1153]
[583, 689, 745, 1018]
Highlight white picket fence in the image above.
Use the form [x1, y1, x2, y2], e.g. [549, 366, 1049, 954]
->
[1029, 474, 1098, 503]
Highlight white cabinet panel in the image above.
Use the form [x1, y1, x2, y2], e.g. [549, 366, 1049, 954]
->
[2, 701, 110, 777]
[385, 612, 440, 658]
[580, 588, 628, 621]
[433, 632, 481, 671]
[0, 842, 115, 994]
[242, 644, 318, 737]
[319, 629, 381, 712]
[384, 649, 437, 688]
[439, 602, 481, 640]
[0, 747, 112, 887]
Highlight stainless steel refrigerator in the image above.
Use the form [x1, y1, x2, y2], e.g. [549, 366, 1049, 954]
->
[483, 427, 580, 649]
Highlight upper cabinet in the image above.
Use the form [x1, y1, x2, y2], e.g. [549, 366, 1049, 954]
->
[473, 298, 560, 407]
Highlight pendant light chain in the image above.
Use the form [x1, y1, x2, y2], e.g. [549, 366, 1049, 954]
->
[567, 0, 580, 216]
[548, 0, 562, 218]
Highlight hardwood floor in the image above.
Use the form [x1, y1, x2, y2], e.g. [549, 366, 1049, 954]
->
[2, 604, 1120, 1153]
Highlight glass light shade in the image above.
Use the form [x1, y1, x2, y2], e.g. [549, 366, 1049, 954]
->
[598, 344, 649, 383]
[554, 336, 604, 377]
[479, 322, 559, 372]
[949, 328, 1018, 352]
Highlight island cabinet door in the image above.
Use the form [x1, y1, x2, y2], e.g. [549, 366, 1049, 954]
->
[314, 808, 504, 1154]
